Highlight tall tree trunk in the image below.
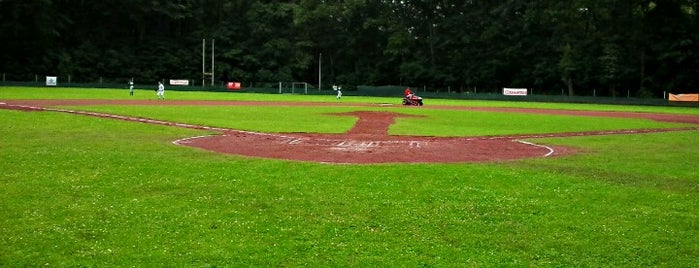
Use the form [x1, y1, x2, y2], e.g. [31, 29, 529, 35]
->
[639, 49, 645, 94]
[429, 20, 435, 69]
[566, 77, 574, 96]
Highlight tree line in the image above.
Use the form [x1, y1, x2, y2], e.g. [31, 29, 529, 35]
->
[1, 0, 697, 97]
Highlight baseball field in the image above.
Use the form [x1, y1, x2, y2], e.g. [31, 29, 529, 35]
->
[1, 87, 698, 266]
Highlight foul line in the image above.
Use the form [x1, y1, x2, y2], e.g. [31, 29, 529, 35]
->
[516, 140, 555, 157]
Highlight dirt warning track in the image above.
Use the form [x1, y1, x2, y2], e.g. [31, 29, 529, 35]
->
[2, 100, 698, 164]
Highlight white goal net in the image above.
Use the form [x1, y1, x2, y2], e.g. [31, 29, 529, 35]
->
[278, 82, 309, 94]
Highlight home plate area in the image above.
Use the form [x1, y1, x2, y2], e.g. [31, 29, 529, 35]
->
[173, 110, 564, 164]
[174, 130, 560, 164]
[169, 109, 697, 164]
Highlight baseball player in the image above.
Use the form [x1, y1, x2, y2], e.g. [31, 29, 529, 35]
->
[334, 85, 342, 99]
[129, 80, 134, 96]
[157, 81, 165, 100]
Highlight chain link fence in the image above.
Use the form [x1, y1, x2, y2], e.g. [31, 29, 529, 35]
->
[1, 73, 693, 107]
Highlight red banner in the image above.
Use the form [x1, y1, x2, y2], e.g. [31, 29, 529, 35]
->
[227, 82, 241, 90]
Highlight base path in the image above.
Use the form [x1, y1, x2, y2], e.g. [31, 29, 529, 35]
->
[2, 100, 698, 164]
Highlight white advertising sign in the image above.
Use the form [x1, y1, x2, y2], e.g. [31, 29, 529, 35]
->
[46, 76, 57, 86]
[503, 88, 527, 96]
[169, 79, 190, 86]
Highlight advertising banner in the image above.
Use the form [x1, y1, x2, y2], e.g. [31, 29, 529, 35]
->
[169, 79, 189, 86]
[668, 93, 699, 102]
[46, 76, 57, 86]
[226, 82, 242, 90]
[503, 88, 527, 96]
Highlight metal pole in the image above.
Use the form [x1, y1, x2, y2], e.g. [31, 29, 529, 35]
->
[211, 39, 215, 86]
[202, 39, 205, 87]
[318, 53, 322, 91]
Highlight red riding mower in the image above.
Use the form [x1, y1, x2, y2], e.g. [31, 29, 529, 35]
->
[402, 94, 424, 106]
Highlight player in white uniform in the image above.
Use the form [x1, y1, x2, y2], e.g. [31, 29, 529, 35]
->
[129, 80, 134, 96]
[334, 85, 342, 99]
[157, 81, 165, 100]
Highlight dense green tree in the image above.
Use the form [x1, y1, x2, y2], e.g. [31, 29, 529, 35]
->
[0, 0, 696, 96]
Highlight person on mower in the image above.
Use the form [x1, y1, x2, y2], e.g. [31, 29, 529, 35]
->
[404, 87, 414, 100]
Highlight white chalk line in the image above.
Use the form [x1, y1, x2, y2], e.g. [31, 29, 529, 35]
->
[1, 103, 318, 148]
[2, 103, 294, 137]
[515, 140, 555, 157]
[40, 104, 425, 151]
[477, 127, 699, 140]
[172, 135, 216, 146]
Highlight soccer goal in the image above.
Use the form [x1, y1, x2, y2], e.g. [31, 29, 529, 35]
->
[278, 82, 309, 94]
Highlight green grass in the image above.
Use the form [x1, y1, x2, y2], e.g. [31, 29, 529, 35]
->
[389, 108, 689, 136]
[63, 105, 689, 137]
[1, 87, 698, 267]
[2, 86, 698, 115]
[61, 105, 363, 134]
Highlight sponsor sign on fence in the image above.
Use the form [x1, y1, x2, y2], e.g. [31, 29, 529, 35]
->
[227, 82, 242, 90]
[668, 93, 699, 102]
[503, 88, 527, 96]
[169, 79, 190, 86]
[46, 76, 57, 86]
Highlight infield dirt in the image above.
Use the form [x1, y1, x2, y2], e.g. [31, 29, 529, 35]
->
[2, 100, 697, 164]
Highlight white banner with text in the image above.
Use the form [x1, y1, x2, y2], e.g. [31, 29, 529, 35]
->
[503, 88, 527, 96]
[169, 79, 190, 86]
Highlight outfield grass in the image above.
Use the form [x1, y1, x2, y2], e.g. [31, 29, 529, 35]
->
[1, 86, 697, 267]
[2, 86, 698, 115]
[58, 105, 689, 137]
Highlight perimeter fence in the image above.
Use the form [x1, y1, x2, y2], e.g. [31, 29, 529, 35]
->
[1, 73, 695, 107]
